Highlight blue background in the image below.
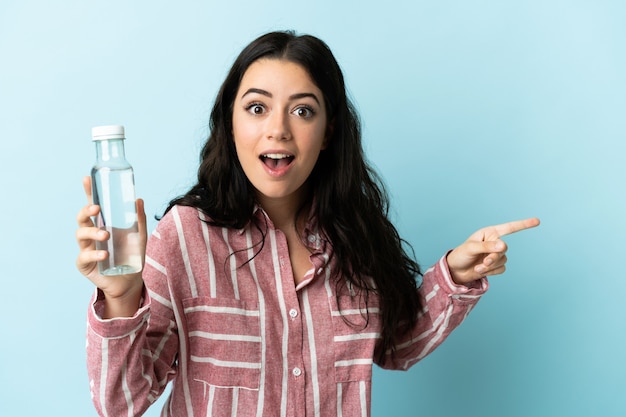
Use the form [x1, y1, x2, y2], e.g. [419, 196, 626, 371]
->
[1, 1, 624, 416]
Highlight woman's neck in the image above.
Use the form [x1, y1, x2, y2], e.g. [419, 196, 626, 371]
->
[256, 186, 310, 232]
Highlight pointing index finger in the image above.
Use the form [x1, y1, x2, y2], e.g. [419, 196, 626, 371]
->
[492, 217, 540, 238]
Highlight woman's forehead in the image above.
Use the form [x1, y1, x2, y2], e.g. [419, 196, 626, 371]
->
[237, 59, 320, 96]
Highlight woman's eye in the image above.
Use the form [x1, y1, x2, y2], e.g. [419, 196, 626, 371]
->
[293, 106, 315, 118]
[246, 103, 265, 115]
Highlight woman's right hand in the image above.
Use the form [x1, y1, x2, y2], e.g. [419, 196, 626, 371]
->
[76, 176, 147, 317]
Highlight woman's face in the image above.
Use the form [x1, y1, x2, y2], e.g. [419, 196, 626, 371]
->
[232, 58, 328, 208]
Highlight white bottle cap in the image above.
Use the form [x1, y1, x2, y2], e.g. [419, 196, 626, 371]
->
[92, 125, 125, 141]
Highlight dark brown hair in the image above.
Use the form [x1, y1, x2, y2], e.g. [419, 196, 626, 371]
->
[164, 30, 422, 365]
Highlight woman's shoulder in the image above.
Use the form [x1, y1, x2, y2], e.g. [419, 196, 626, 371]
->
[155, 205, 209, 234]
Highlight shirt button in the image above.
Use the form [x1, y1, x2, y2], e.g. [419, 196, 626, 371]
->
[289, 309, 298, 318]
[292, 367, 302, 377]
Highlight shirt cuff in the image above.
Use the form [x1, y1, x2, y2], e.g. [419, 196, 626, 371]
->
[437, 252, 489, 296]
[87, 287, 151, 338]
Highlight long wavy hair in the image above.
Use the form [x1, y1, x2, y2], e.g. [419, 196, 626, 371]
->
[164, 31, 422, 365]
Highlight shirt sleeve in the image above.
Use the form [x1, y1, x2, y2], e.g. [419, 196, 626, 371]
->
[378, 252, 488, 370]
[86, 214, 180, 417]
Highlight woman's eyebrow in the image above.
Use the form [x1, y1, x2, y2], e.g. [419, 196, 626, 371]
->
[241, 88, 320, 105]
[241, 88, 271, 99]
[289, 92, 320, 105]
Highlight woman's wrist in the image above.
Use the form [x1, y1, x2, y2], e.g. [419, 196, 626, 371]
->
[102, 279, 144, 319]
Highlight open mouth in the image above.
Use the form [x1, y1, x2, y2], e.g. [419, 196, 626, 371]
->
[260, 153, 295, 170]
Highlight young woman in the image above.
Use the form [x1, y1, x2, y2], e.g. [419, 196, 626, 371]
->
[76, 31, 539, 417]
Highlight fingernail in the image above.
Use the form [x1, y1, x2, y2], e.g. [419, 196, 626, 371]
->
[495, 242, 505, 250]
[475, 265, 485, 273]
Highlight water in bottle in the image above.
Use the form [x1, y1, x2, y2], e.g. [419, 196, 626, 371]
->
[91, 125, 142, 276]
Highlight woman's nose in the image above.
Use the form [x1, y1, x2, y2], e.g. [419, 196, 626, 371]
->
[266, 111, 291, 141]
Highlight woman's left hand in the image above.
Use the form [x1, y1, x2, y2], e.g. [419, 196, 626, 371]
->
[447, 218, 540, 285]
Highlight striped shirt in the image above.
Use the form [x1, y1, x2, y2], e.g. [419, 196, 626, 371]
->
[87, 205, 487, 417]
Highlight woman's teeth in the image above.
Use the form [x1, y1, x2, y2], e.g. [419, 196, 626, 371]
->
[262, 153, 290, 159]
[261, 153, 293, 169]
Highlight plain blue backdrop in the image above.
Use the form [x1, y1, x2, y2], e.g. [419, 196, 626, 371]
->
[1, 1, 624, 416]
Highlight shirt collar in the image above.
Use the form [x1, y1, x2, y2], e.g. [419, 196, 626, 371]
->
[240, 203, 326, 252]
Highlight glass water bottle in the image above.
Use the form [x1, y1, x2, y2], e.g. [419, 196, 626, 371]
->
[91, 125, 142, 276]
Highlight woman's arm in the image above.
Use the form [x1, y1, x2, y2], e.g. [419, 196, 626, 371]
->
[379, 218, 539, 370]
